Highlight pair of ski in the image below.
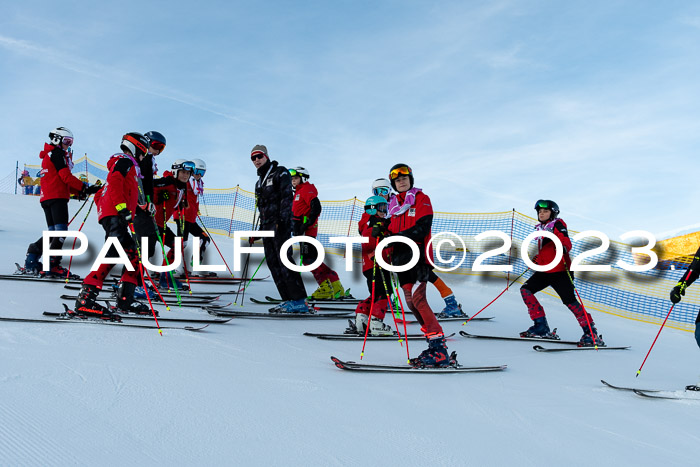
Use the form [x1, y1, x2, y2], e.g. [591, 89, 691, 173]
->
[206, 306, 354, 319]
[59, 293, 222, 307]
[0, 312, 211, 331]
[108, 273, 269, 285]
[63, 284, 225, 301]
[601, 380, 700, 400]
[305, 332, 456, 341]
[459, 331, 630, 352]
[262, 295, 358, 305]
[330, 354, 507, 373]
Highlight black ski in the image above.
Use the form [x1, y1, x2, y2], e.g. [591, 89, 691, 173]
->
[63, 284, 223, 301]
[59, 293, 217, 307]
[632, 389, 700, 400]
[0, 274, 80, 284]
[330, 356, 507, 373]
[533, 345, 629, 352]
[264, 295, 358, 304]
[305, 332, 456, 341]
[43, 311, 230, 324]
[600, 379, 661, 392]
[459, 330, 580, 345]
[206, 307, 353, 319]
[0, 314, 208, 331]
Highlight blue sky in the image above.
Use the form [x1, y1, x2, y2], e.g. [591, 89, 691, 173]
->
[2, 0, 700, 238]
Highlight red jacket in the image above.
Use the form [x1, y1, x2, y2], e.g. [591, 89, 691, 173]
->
[154, 171, 186, 228]
[388, 191, 434, 265]
[38, 143, 84, 202]
[95, 154, 141, 221]
[360, 215, 392, 272]
[535, 218, 572, 273]
[292, 182, 320, 237]
[174, 180, 199, 223]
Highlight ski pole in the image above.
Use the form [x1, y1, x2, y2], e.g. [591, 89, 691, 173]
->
[126, 220, 163, 335]
[564, 268, 599, 350]
[234, 243, 252, 306]
[360, 259, 378, 359]
[197, 214, 235, 277]
[377, 262, 406, 348]
[155, 203, 182, 303]
[462, 268, 530, 326]
[388, 271, 411, 363]
[67, 196, 91, 227]
[636, 268, 693, 377]
[177, 212, 193, 295]
[66, 198, 95, 282]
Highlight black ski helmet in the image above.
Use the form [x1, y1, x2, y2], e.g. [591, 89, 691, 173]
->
[534, 199, 560, 218]
[145, 131, 166, 153]
[121, 132, 150, 159]
[389, 163, 414, 190]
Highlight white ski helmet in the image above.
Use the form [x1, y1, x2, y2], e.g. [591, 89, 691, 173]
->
[48, 127, 73, 146]
[171, 159, 195, 178]
[191, 158, 206, 176]
[290, 166, 309, 182]
[371, 178, 392, 196]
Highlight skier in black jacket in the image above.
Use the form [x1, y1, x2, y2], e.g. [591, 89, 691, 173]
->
[669, 248, 700, 349]
[251, 145, 309, 313]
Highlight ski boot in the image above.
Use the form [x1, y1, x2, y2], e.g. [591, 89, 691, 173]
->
[310, 279, 334, 300]
[344, 318, 359, 334]
[115, 282, 156, 316]
[330, 280, 346, 299]
[369, 317, 394, 336]
[16, 254, 42, 276]
[520, 317, 559, 339]
[73, 284, 121, 321]
[438, 294, 466, 318]
[409, 333, 452, 368]
[280, 299, 313, 314]
[43, 258, 80, 280]
[159, 272, 189, 291]
[578, 326, 605, 347]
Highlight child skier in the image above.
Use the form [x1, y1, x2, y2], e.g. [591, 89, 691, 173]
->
[519, 199, 604, 346]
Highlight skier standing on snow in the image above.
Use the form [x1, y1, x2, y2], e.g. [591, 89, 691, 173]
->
[290, 166, 346, 300]
[669, 249, 700, 349]
[74, 133, 154, 320]
[250, 145, 309, 313]
[367, 177, 465, 318]
[175, 158, 211, 275]
[519, 199, 604, 346]
[19, 127, 100, 277]
[346, 195, 394, 336]
[153, 159, 193, 289]
[133, 131, 167, 262]
[372, 163, 452, 367]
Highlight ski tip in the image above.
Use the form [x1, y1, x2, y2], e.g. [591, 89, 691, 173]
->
[533, 345, 545, 351]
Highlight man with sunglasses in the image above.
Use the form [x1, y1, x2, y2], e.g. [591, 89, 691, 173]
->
[372, 163, 454, 367]
[132, 131, 167, 262]
[289, 166, 347, 300]
[251, 145, 310, 313]
[18, 127, 99, 277]
[363, 178, 466, 318]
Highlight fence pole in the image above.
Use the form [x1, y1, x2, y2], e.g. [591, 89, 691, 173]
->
[343, 197, 358, 258]
[15, 161, 18, 195]
[507, 208, 515, 287]
[227, 185, 240, 237]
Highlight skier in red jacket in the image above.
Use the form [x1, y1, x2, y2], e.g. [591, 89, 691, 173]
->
[174, 158, 210, 276]
[290, 167, 346, 300]
[373, 164, 453, 367]
[519, 200, 604, 346]
[73, 132, 153, 320]
[18, 127, 99, 277]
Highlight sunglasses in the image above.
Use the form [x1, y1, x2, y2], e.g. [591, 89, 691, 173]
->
[389, 166, 411, 180]
[150, 141, 165, 152]
[194, 168, 206, 176]
[251, 153, 266, 161]
[373, 187, 390, 196]
[62, 137, 74, 147]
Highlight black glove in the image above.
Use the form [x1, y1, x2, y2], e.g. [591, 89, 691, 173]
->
[670, 281, 687, 304]
[293, 221, 305, 236]
[51, 146, 66, 158]
[157, 191, 170, 204]
[117, 206, 132, 224]
[85, 184, 102, 195]
[371, 220, 390, 239]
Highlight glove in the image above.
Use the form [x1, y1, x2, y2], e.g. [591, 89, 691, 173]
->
[138, 202, 156, 217]
[116, 204, 132, 224]
[371, 221, 390, 239]
[77, 183, 89, 201]
[157, 191, 170, 204]
[85, 184, 102, 195]
[670, 281, 687, 304]
[248, 236, 257, 245]
[293, 221, 304, 236]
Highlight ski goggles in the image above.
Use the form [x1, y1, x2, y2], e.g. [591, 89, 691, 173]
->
[150, 140, 166, 152]
[194, 168, 206, 176]
[365, 203, 388, 215]
[61, 136, 74, 147]
[535, 200, 552, 210]
[182, 161, 196, 172]
[289, 169, 301, 177]
[389, 166, 411, 180]
[372, 186, 391, 196]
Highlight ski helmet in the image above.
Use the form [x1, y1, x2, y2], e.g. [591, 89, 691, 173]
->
[371, 178, 392, 196]
[171, 159, 195, 178]
[145, 131, 166, 153]
[289, 167, 309, 182]
[48, 127, 73, 146]
[365, 195, 388, 215]
[389, 163, 413, 190]
[120, 132, 149, 158]
[191, 158, 206, 176]
[534, 199, 560, 218]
